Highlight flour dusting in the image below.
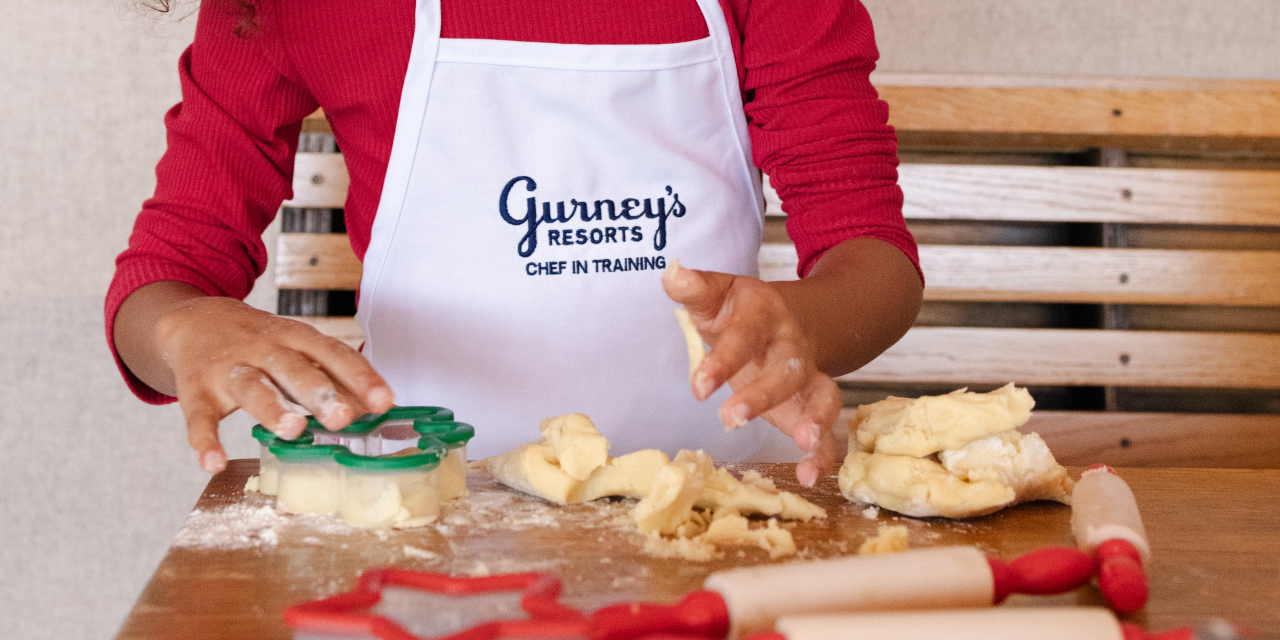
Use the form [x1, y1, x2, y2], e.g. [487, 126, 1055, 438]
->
[172, 504, 287, 550]
[171, 497, 359, 550]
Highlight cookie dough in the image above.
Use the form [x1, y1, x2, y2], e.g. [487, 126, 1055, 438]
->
[840, 452, 1016, 518]
[858, 524, 909, 556]
[674, 307, 706, 378]
[701, 514, 795, 559]
[839, 385, 1072, 518]
[634, 450, 712, 535]
[340, 467, 440, 529]
[481, 413, 609, 503]
[850, 383, 1035, 457]
[482, 414, 826, 559]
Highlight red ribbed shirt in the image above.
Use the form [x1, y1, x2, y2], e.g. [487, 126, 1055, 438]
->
[108, 0, 916, 403]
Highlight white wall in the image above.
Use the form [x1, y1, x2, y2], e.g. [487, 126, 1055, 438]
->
[0, 2, 1275, 639]
[0, 4, 269, 639]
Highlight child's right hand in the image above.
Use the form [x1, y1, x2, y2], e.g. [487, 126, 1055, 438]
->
[115, 282, 395, 474]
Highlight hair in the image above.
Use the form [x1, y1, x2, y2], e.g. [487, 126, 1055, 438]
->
[145, 0, 260, 38]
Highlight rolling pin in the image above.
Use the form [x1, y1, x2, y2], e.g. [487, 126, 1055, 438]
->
[588, 545, 1094, 640]
[1072, 464, 1150, 612]
[753, 608, 1249, 640]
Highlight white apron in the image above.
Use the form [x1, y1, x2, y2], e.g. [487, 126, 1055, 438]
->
[358, 0, 769, 459]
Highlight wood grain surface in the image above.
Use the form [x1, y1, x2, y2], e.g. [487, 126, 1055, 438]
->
[284, 152, 348, 208]
[1025, 411, 1280, 469]
[275, 233, 364, 290]
[763, 243, 1280, 305]
[873, 74, 1280, 139]
[898, 165, 1280, 226]
[115, 461, 1280, 640]
[842, 327, 1280, 389]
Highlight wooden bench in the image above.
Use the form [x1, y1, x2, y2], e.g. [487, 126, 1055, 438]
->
[279, 74, 1280, 468]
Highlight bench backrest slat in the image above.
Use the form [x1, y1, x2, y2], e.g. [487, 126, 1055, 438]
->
[842, 327, 1280, 389]
[875, 73, 1280, 139]
[900, 165, 1280, 226]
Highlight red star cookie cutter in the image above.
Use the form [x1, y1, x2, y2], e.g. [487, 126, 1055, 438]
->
[285, 569, 585, 640]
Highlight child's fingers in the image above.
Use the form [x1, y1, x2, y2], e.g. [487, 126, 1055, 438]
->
[251, 347, 361, 430]
[793, 376, 841, 486]
[715, 350, 810, 429]
[284, 323, 395, 415]
[227, 365, 309, 440]
[752, 372, 840, 487]
[662, 259, 735, 319]
[183, 394, 228, 475]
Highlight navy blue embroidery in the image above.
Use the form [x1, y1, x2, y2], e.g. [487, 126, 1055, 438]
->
[648, 186, 686, 251]
[526, 255, 667, 276]
[501, 177, 686, 258]
[547, 226, 641, 246]
[499, 176, 540, 258]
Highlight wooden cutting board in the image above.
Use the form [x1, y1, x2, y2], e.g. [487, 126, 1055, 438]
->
[115, 461, 1280, 640]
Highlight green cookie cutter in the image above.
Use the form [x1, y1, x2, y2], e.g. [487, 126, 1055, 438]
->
[304, 406, 455, 436]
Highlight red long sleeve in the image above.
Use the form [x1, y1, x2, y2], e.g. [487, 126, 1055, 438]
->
[108, 0, 916, 402]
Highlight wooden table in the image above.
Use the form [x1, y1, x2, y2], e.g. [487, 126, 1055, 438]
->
[116, 461, 1280, 640]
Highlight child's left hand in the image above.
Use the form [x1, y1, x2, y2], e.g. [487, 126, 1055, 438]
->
[662, 262, 840, 487]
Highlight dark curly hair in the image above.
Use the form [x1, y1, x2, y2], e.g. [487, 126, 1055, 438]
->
[146, 0, 260, 38]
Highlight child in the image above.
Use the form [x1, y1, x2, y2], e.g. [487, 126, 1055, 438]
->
[109, 0, 923, 487]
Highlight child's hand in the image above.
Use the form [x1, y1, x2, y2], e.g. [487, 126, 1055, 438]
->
[144, 293, 394, 473]
[662, 262, 840, 487]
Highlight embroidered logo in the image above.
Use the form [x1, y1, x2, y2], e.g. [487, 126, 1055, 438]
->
[498, 176, 686, 258]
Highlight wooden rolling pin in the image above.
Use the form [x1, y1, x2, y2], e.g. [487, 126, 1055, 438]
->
[589, 546, 1093, 640]
[754, 608, 1247, 640]
[1072, 464, 1150, 612]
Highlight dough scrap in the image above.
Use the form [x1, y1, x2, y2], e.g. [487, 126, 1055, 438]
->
[642, 531, 720, 561]
[580, 449, 671, 501]
[480, 413, 611, 503]
[857, 524, 909, 556]
[839, 385, 1072, 519]
[538, 413, 610, 481]
[482, 442, 583, 504]
[482, 414, 826, 559]
[634, 450, 713, 535]
[700, 467, 827, 522]
[700, 514, 796, 559]
[851, 383, 1035, 457]
[673, 307, 707, 379]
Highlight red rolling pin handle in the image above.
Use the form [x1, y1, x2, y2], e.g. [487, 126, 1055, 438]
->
[1098, 538, 1149, 614]
[1080, 464, 1151, 613]
[1121, 623, 1194, 640]
[588, 590, 730, 640]
[987, 547, 1096, 604]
